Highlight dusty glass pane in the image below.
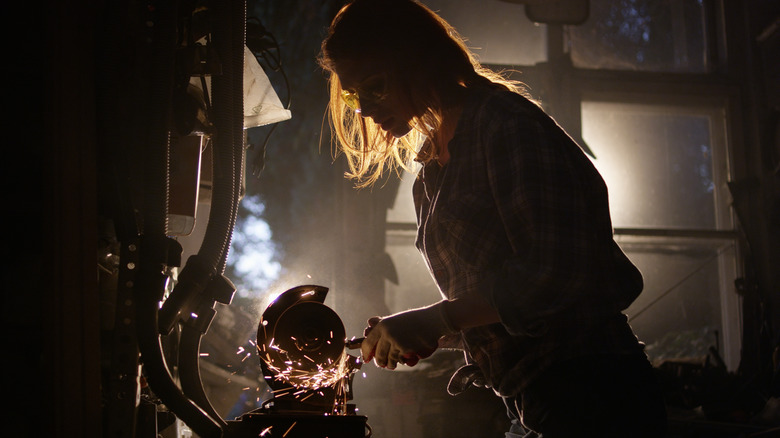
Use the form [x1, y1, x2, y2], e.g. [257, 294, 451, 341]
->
[567, 0, 709, 72]
[582, 101, 718, 229]
[618, 236, 738, 369]
[423, 0, 547, 65]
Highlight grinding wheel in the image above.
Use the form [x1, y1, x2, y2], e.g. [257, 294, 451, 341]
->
[272, 301, 347, 373]
[257, 285, 349, 388]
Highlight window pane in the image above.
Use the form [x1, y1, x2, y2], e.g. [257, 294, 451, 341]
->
[619, 236, 740, 369]
[567, 0, 709, 72]
[424, 0, 547, 65]
[582, 101, 724, 229]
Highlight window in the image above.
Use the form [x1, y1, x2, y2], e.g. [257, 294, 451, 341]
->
[582, 99, 740, 369]
[567, 0, 711, 72]
[581, 100, 731, 230]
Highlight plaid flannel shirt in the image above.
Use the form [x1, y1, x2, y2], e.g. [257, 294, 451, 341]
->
[413, 86, 646, 397]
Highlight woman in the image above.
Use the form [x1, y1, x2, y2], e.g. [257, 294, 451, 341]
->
[319, 1, 667, 436]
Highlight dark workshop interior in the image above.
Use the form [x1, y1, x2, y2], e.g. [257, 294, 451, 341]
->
[10, 0, 779, 437]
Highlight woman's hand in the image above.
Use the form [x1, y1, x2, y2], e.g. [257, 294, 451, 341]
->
[360, 301, 458, 370]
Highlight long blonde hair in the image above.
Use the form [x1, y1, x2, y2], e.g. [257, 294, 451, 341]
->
[319, 0, 526, 187]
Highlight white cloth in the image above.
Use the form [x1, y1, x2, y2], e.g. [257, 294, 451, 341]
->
[191, 45, 292, 129]
[242, 45, 291, 128]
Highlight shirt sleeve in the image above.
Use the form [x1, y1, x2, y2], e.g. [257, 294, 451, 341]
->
[481, 96, 623, 337]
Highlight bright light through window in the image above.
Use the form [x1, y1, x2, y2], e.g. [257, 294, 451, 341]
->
[582, 100, 729, 230]
[581, 99, 739, 369]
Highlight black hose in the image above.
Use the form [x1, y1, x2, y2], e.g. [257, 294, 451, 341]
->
[158, 0, 245, 334]
[202, 0, 245, 275]
[135, 250, 223, 438]
[132, 0, 223, 436]
[168, 0, 247, 427]
[221, 0, 247, 275]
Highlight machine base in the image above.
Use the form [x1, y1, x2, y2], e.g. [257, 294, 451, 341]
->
[226, 412, 369, 438]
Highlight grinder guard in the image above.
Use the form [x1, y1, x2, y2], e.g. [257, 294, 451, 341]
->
[252, 285, 364, 418]
[230, 285, 370, 437]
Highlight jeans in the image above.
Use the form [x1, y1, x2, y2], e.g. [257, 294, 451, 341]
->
[503, 353, 667, 438]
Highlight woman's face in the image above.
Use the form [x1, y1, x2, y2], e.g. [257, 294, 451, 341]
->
[335, 61, 418, 138]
